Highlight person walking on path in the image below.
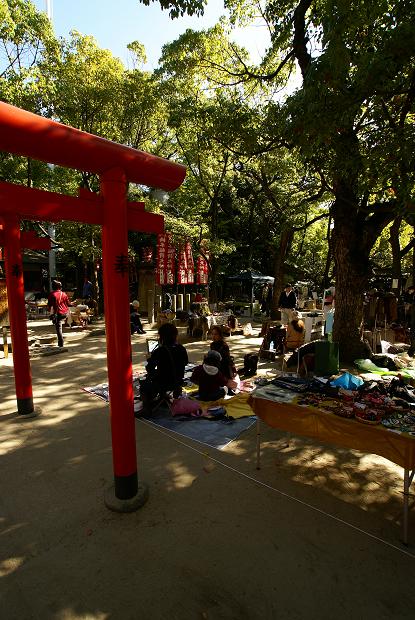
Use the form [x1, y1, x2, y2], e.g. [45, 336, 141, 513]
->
[48, 280, 70, 348]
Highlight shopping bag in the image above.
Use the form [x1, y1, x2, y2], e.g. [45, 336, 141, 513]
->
[314, 340, 339, 375]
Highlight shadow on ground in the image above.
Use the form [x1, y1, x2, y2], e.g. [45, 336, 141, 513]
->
[0, 320, 414, 619]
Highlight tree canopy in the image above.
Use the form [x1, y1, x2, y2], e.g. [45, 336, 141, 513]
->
[1, 0, 414, 359]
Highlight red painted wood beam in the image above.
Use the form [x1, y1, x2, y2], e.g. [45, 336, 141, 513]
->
[0, 230, 51, 249]
[0, 102, 186, 191]
[0, 182, 164, 233]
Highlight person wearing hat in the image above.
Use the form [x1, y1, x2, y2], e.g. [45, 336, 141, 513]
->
[278, 283, 297, 325]
[191, 350, 231, 401]
[130, 300, 145, 334]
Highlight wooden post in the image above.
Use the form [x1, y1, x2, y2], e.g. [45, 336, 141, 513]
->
[4, 215, 34, 415]
[100, 168, 140, 504]
[2, 325, 8, 358]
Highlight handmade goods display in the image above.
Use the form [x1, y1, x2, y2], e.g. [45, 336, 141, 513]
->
[250, 370, 415, 543]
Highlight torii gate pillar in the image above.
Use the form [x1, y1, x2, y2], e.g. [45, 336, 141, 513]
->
[0, 101, 186, 512]
[100, 168, 143, 506]
[3, 214, 34, 415]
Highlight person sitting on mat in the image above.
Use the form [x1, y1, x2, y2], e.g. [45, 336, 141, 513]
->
[191, 350, 232, 401]
[210, 325, 237, 380]
[130, 300, 145, 334]
[139, 323, 188, 415]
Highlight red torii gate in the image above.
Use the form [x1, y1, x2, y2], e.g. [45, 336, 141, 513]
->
[0, 102, 186, 510]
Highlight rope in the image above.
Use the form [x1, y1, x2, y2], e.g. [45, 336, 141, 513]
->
[137, 418, 415, 560]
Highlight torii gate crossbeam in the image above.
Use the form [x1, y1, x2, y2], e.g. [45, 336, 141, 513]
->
[0, 102, 186, 511]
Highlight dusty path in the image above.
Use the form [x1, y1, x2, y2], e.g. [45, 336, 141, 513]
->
[0, 319, 414, 619]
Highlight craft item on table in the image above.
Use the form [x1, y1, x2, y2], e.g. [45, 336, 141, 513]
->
[338, 388, 355, 401]
[382, 413, 415, 434]
[371, 353, 399, 371]
[354, 359, 415, 380]
[254, 384, 298, 404]
[315, 398, 343, 415]
[360, 393, 388, 408]
[296, 394, 324, 408]
[354, 359, 389, 373]
[354, 406, 383, 425]
[358, 372, 385, 382]
[270, 378, 308, 393]
[331, 372, 364, 390]
[333, 405, 355, 419]
[254, 377, 269, 386]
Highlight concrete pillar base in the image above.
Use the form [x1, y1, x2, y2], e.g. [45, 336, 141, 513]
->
[15, 406, 41, 420]
[104, 481, 149, 513]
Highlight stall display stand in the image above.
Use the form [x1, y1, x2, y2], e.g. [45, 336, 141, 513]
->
[251, 395, 415, 544]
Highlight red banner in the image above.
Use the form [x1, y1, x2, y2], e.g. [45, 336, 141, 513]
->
[156, 233, 167, 285]
[197, 255, 209, 284]
[177, 244, 187, 284]
[156, 234, 175, 285]
[185, 241, 194, 285]
[166, 242, 175, 285]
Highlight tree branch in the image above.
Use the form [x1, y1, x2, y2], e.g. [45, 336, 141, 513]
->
[292, 211, 329, 231]
[293, 0, 313, 78]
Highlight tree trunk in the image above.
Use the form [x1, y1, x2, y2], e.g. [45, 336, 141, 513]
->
[270, 227, 294, 318]
[322, 216, 333, 288]
[390, 216, 402, 290]
[412, 226, 415, 286]
[331, 194, 371, 361]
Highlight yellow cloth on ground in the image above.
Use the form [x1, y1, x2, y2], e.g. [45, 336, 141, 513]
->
[196, 392, 254, 419]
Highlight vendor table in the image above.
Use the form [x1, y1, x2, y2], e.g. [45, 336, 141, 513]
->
[249, 391, 415, 544]
[189, 313, 234, 338]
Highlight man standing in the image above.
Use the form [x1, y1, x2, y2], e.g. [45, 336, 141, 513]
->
[48, 280, 70, 347]
[82, 277, 93, 299]
[278, 283, 297, 325]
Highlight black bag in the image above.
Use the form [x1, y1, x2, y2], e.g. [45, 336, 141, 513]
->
[241, 353, 258, 376]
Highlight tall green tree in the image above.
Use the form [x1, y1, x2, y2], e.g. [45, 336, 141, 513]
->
[147, 0, 415, 359]
[222, 0, 415, 358]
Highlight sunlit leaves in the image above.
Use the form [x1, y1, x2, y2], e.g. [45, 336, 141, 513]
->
[138, 0, 207, 19]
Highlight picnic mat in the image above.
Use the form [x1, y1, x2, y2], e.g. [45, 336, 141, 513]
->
[141, 408, 256, 450]
[195, 392, 254, 419]
[83, 382, 256, 450]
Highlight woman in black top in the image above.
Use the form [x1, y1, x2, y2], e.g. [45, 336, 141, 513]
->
[139, 323, 188, 415]
[210, 325, 236, 379]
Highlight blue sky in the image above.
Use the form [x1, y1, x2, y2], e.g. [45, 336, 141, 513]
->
[33, 0, 270, 70]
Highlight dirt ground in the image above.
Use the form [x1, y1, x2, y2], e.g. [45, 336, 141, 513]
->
[1, 318, 414, 620]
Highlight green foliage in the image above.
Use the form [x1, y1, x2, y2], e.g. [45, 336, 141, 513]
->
[1, 0, 413, 301]
[138, 0, 206, 19]
[0, 0, 57, 108]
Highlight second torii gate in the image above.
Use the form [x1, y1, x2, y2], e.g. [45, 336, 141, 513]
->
[0, 102, 186, 510]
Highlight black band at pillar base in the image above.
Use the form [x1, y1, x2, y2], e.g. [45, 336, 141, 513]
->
[114, 471, 138, 500]
[17, 396, 34, 416]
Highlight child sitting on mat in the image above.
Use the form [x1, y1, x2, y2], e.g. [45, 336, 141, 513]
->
[191, 350, 232, 401]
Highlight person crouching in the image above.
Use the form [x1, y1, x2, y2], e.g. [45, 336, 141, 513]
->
[191, 350, 231, 401]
